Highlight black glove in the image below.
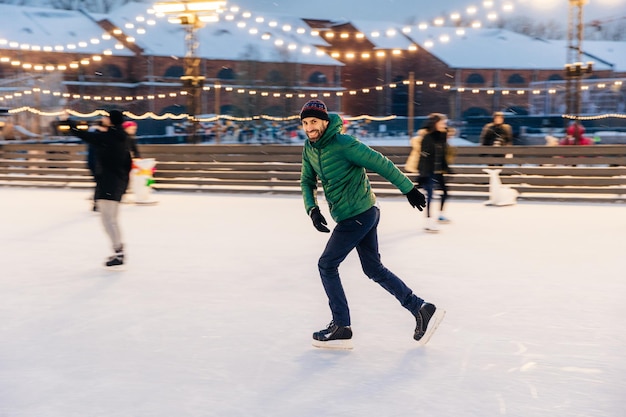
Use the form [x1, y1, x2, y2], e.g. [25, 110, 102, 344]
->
[310, 207, 330, 233]
[405, 186, 426, 211]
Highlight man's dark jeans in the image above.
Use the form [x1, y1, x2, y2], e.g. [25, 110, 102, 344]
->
[318, 206, 423, 327]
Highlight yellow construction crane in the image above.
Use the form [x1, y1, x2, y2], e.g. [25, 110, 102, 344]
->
[587, 15, 626, 32]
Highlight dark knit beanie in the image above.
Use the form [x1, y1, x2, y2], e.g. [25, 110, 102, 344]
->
[300, 99, 330, 121]
[108, 110, 125, 126]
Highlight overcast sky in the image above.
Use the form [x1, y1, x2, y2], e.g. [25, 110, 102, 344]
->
[231, 0, 626, 24]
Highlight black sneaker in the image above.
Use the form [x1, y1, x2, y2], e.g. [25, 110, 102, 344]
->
[413, 302, 445, 345]
[105, 247, 124, 269]
[312, 321, 353, 350]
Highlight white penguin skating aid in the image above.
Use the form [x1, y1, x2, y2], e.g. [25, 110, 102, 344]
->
[483, 168, 518, 206]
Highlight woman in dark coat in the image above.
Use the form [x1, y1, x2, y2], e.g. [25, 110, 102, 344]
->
[417, 113, 452, 233]
[71, 110, 132, 268]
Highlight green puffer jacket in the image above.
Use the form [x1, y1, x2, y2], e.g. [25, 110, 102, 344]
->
[301, 113, 414, 223]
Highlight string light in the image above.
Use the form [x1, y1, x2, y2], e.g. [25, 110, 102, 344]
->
[3, 76, 623, 108]
[0, 53, 111, 72]
[0, 31, 119, 54]
[563, 113, 626, 120]
[0, 88, 185, 103]
[0, 24, 134, 70]
[1, 0, 521, 73]
[63, 0, 521, 69]
[14, 105, 625, 124]
[0, 2, 622, 117]
[147, 4, 330, 58]
[6, 106, 398, 123]
[295, 0, 515, 51]
[139, 1, 515, 60]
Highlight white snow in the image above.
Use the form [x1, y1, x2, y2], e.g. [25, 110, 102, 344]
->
[0, 4, 132, 56]
[106, 3, 340, 65]
[1, 187, 625, 416]
[230, 0, 625, 24]
[2, 2, 626, 73]
[405, 27, 614, 71]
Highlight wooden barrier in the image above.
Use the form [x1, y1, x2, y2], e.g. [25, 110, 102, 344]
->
[1, 143, 625, 202]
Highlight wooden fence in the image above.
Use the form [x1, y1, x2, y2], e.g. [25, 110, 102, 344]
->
[1, 143, 625, 202]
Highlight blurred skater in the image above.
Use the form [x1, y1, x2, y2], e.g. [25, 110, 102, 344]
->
[404, 126, 427, 174]
[559, 121, 594, 146]
[417, 113, 453, 233]
[299, 99, 445, 349]
[122, 120, 142, 158]
[70, 110, 132, 269]
[479, 111, 513, 146]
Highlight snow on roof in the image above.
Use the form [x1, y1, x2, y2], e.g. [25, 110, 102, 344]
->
[348, 21, 617, 71]
[407, 27, 616, 71]
[104, 2, 341, 66]
[0, 4, 133, 56]
[550, 40, 626, 72]
[0, 3, 622, 72]
[347, 20, 416, 50]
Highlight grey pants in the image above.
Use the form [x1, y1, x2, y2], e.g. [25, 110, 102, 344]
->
[97, 199, 123, 251]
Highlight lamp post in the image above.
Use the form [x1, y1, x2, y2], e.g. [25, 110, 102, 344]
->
[153, 0, 226, 143]
[407, 71, 414, 138]
[564, 61, 593, 117]
[565, 0, 592, 119]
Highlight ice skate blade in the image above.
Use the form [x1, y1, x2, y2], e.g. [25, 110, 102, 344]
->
[103, 264, 126, 272]
[416, 309, 445, 346]
[312, 338, 353, 350]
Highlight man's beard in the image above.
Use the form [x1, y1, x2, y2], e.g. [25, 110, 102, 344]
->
[306, 128, 325, 142]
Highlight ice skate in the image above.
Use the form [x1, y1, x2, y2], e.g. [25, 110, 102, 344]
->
[424, 217, 440, 233]
[413, 302, 445, 346]
[437, 214, 451, 224]
[312, 321, 353, 350]
[104, 247, 125, 270]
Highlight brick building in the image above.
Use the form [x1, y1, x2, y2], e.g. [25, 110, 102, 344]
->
[306, 20, 620, 120]
[0, 3, 343, 135]
[0, 3, 624, 137]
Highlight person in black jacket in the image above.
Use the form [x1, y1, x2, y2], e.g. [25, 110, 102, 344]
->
[417, 113, 452, 233]
[479, 112, 513, 146]
[70, 110, 132, 268]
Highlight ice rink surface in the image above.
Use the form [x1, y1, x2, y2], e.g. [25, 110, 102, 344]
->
[1, 187, 624, 417]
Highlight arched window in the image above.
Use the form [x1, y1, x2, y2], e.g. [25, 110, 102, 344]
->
[262, 105, 284, 117]
[308, 71, 327, 84]
[391, 74, 408, 116]
[462, 107, 489, 118]
[97, 64, 123, 78]
[164, 66, 184, 78]
[507, 73, 525, 84]
[220, 104, 242, 116]
[548, 73, 563, 81]
[466, 73, 485, 84]
[217, 67, 236, 80]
